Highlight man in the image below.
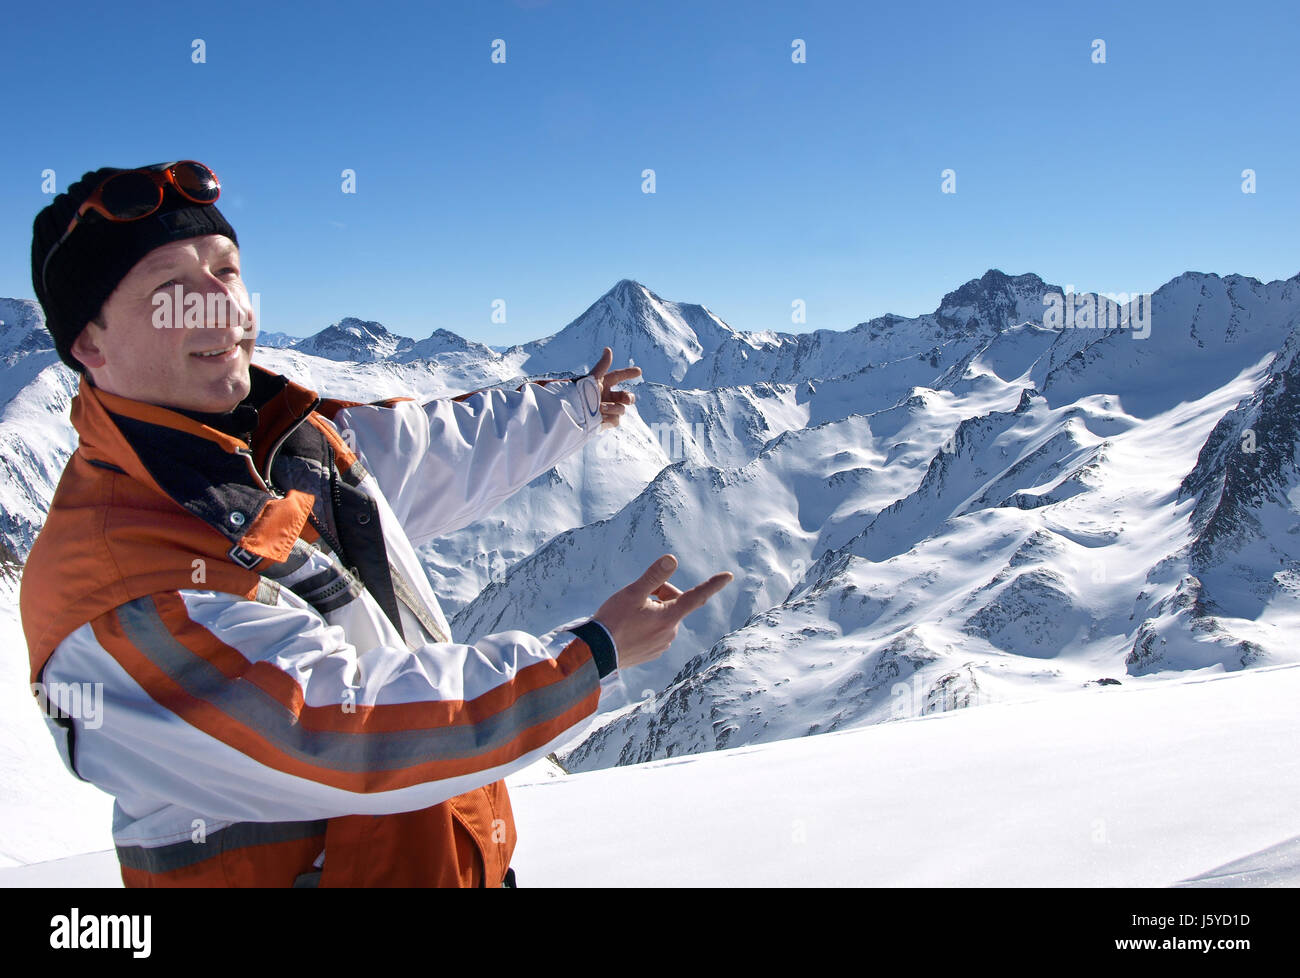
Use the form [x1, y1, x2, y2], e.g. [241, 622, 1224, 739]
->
[22, 161, 733, 887]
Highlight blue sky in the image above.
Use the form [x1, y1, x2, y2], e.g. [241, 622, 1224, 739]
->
[2, 0, 1296, 346]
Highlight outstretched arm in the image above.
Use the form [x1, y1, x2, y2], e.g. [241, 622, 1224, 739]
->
[39, 586, 620, 827]
[321, 347, 640, 547]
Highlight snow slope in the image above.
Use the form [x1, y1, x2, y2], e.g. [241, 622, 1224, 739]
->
[4, 661, 1297, 886]
[0, 589, 113, 869]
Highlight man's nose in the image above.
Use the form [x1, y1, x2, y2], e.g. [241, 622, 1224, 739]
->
[199, 272, 253, 332]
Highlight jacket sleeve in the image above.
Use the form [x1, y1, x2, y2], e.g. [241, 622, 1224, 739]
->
[327, 374, 605, 548]
[37, 587, 619, 825]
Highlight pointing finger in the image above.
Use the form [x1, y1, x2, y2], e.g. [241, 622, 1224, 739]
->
[603, 366, 641, 387]
[669, 571, 734, 618]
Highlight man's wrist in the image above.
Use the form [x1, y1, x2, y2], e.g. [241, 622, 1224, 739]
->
[570, 374, 603, 433]
[567, 618, 618, 678]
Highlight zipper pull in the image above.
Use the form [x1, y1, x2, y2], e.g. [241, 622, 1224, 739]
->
[238, 446, 285, 499]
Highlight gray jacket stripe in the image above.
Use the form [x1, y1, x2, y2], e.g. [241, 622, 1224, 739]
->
[116, 819, 327, 873]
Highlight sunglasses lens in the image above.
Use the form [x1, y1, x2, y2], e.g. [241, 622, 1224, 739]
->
[171, 162, 220, 203]
[98, 171, 163, 220]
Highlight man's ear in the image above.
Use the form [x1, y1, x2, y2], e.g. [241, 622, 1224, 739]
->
[71, 317, 109, 371]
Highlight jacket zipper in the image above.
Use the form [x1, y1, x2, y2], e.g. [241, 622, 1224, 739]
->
[235, 397, 324, 499]
[239, 402, 358, 580]
[262, 396, 322, 490]
[311, 439, 355, 574]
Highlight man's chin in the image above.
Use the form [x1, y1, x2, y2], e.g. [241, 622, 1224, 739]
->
[190, 356, 251, 411]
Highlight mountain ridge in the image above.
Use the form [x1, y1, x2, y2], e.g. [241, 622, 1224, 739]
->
[2, 268, 1297, 776]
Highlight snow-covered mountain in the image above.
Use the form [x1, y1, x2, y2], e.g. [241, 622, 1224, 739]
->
[0, 299, 78, 581]
[509, 278, 743, 385]
[404, 327, 499, 363]
[530, 274, 1300, 771]
[0, 298, 54, 360]
[292, 316, 417, 362]
[3, 269, 1298, 787]
[251, 328, 298, 349]
[285, 317, 505, 367]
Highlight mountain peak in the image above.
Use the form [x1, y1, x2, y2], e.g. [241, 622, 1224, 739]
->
[404, 326, 496, 361]
[0, 298, 54, 358]
[332, 316, 400, 338]
[937, 269, 1056, 331]
[515, 279, 742, 384]
[941, 269, 1048, 306]
[295, 316, 414, 363]
[603, 279, 657, 310]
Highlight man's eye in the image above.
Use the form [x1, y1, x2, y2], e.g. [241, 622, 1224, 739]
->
[154, 267, 237, 292]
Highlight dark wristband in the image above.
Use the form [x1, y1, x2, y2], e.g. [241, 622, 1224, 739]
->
[568, 619, 618, 678]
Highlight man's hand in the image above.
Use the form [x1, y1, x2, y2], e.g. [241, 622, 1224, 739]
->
[593, 554, 734, 669]
[581, 346, 640, 429]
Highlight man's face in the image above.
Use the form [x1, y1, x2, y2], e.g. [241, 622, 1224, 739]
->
[71, 234, 256, 413]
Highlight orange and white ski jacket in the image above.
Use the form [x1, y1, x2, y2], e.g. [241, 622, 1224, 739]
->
[20, 361, 620, 887]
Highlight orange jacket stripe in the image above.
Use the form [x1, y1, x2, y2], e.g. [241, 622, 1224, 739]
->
[94, 595, 600, 792]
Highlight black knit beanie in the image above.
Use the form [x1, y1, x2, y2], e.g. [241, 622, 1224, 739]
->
[30, 163, 239, 375]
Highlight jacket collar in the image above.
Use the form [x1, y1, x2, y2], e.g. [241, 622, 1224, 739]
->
[70, 363, 323, 562]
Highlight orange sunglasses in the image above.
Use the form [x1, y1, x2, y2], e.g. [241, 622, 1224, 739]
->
[40, 160, 222, 295]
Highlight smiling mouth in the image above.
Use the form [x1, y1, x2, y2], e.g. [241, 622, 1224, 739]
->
[190, 339, 249, 361]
